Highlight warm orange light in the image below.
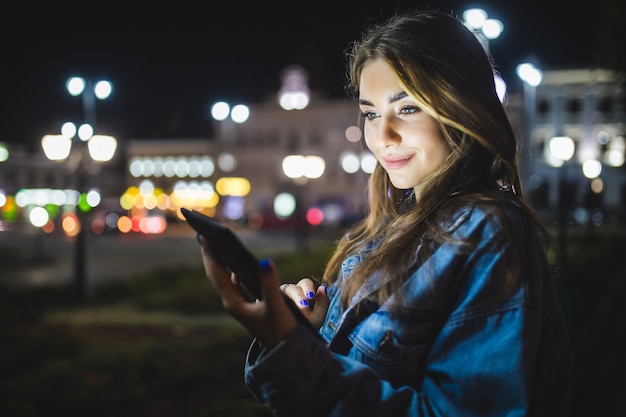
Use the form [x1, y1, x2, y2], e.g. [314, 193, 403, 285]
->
[2, 195, 15, 212]
[62, 213, 80, 237]
[117, 216, 132, 233]
[42, 220, 55, 234]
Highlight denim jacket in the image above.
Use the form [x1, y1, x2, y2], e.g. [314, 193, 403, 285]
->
[244, 203, 572, 416]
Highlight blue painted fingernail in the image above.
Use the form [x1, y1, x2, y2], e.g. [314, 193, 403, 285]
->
[299, 299, 309, 307]
[259, 258, 272, 273]
[321, 283, 327, 294]
[306, 291, 315, 299]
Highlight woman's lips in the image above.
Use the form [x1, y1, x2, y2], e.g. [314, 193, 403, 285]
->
[382, 155, 413, 170]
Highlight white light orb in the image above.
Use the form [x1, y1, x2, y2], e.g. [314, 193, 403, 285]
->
[94, 80, 112, 99]
[211, 102, 230, 121]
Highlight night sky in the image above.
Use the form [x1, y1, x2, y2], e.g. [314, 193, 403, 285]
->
[0, 1, 611, 150]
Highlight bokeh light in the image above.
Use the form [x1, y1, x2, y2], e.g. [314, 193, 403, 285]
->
[274, 192, 296, 218]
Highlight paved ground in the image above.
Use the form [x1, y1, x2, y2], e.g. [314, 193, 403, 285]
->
[0, 222, 332, 290]
[563, 255, 626, 416]
[2, 222, 625, 415]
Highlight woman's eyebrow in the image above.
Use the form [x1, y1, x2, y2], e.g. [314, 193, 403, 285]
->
[358, 91, 408, 106]
[389, 92, 408, 102]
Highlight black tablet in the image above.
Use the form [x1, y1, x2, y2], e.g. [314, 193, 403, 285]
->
[181, 207, 262, 300]
[180, 208, 323, 337]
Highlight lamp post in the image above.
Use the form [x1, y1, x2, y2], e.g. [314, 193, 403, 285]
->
[281, 154, 325, 253]
[210, 102, 249, 220]
[210, 101, 249, 172]
[548, 135, 575, 263]
[66, 77, 112, 127]
[278, 65, 310, 110]
[41, 77, 116, 304]
[462, 8, 503, 54]
[517, 62, 543, 189]
[462, 8, 507, 102]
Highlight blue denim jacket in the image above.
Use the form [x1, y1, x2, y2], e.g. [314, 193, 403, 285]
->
[244, 203, 572, 416]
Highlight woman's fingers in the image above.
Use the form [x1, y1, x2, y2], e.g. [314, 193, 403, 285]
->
[280, 281, 312, 310]
[258, 259, 284, 305]
[198, 234, 308, 346]
[310, 284, 330, 328]
[199, 237, 247, 308]
[255, 259, 298, 347]
[280, 278, 329, 329]
[297, 278, 318, 301]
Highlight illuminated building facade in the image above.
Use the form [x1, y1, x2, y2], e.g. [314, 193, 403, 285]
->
[1, 68, 625, 234]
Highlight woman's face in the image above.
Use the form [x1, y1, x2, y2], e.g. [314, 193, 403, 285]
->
[359, 58, 450, 196]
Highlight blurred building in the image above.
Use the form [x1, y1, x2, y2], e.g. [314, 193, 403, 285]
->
[2, 68, 625, 232]
[521, 69, 626, 226]
[124, 96, 370, 229]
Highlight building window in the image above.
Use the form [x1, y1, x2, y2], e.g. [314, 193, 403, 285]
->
[597, 96, 613, 123]
[309, 129, 322, 147]
[566, 97, 582, 114]
[537, 98, 550, 124]
[287, 131, 299, 152]
[267, 129, 280, 146]
[565, 97, 583, 124]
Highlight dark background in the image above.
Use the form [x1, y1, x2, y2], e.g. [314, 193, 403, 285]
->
[1, 0, 623, 149]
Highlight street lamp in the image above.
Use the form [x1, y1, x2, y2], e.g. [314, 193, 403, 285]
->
[462, 8, 506, 102]
[41, 77, 116, 304]
[210, 101, 250, 220]
[278, 65, 310, 110]
[517, 62, 543, 189]
[281, 154, 326, 252]
[462, 8, 503, 53]
[210, 101, 249, 172]
[66, 77, 112, 126]
[548, 135, 575, 262]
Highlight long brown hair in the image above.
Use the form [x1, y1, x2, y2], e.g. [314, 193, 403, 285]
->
[323, 10, 555, 307]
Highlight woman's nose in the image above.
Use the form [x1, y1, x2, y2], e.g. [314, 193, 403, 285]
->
[376, 116, 401, 146]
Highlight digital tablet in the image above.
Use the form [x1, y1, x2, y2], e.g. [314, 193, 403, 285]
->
[181, 207, 262, 300]
[180, 208, 322, 337]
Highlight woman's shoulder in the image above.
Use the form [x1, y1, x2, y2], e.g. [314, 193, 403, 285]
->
[447, 198, 528, 237]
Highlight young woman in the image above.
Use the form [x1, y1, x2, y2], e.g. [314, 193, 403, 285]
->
[198, 9, 572, 417]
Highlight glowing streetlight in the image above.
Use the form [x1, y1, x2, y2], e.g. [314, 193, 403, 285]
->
[278, 65, 310, 110]
[548, 135, 575, 262]
[462, 8, 503, 53]
[280, 154, 326, 252]
[66, 76, 112, 127]
[517, 62, 544, 186]
[462, 8, 506, 102]
[282, 154, 326, 181]
[210, 101, 250, 173]
[549, 136, 575, 165]
[517, 63, 543, 88]
[40, 76, 117, 304]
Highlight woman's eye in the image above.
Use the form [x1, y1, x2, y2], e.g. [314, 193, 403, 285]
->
[399, 105, 420, 115]
[360, 111, 378, 121]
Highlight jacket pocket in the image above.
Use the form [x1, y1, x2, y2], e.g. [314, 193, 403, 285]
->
[347, 309, 442, 387]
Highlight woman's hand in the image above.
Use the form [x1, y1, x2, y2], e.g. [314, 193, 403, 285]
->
[280, 278, 330, 330]
[198, 234, 298, 348]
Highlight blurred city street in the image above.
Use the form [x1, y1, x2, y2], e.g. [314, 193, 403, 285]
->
[0, 223, 331, 291]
